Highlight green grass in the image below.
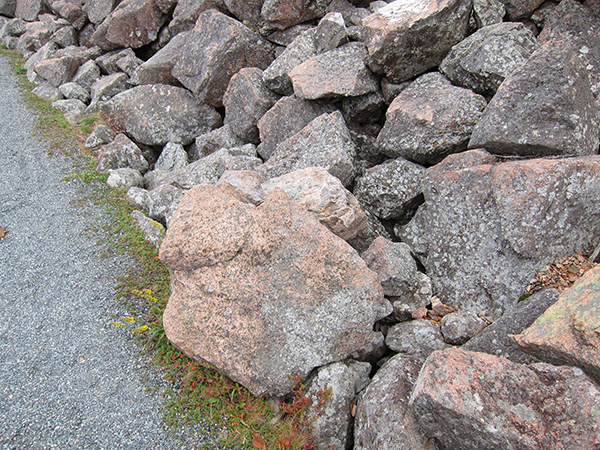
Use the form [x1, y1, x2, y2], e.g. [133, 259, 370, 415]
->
[1, 47, 322, 450]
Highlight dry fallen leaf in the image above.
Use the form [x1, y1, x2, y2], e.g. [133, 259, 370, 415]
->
[252, 433, 265, 449]
[0, 226, 7, 238]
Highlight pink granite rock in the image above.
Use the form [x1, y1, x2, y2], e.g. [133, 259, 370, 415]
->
[513, 265, 600, 384]
[411, 348, 600, 449]
[159, 183, 390, 397]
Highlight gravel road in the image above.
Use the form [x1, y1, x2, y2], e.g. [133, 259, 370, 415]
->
[0, 57, 211, 449]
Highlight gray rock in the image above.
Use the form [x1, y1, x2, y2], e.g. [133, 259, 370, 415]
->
[463, 288, 561, 364]
[224, 0, 263, 22]
[171, 9, 275, 107]
[376, 72, 487, 165]
[0, 0, 16, 17]
[388, 272, 433, 323]
[96, 48, 135, 75]
[85, 124, 114, 149]
[133, 31, 189, 86]
[538, 0, 600, 96]
[216, 170, 265, 205]
[342, 91, 385, 124]
[71, 60, 101, 90]
[347, 209, 393, 255]
[362, 0, 472, 83]
[32, 83, 63, 101]
[259, 111, 357, 188]
[96, 133, 149, 173]
[410, 348, 600, 450]
[115, 53, 143, 78]
[190, 124, 245, 161]
[262, 167, 368, 241]
[59, 81, 90, 103]
[223, 67, 280, 144]
[130, 210, 166, 249]
[50, 25, 77, 47]
[469, 40, 599, 157]
[440, 22, 539, 96]
[263, 12, 347, 95]
[90, 0, 167, 49]
[380, 78, 410, 104]
[146, 184, 184, 226]
[261, 0, 332, 30]
[90, 73, 129, 106]
[289, 42, 379, 100]
[127, 186, 150, 210]
[472, 0, 505, 27]
[354, 354, 432, 450]
[33, 55, 82, 87]
[346, 330, 388, 364]
[362, 237, 417, 297]
[326, 0, 369, 25]
[257, 95, 333, 160]
[106, 168, 144, 188]
[2, 18, 26, 37]
[306, 360, 372, 450]
[440, 310, 487, 345]
[24, 41, 58, 83]
[51, 98, 86, 124]
[83, 0, 117, 24]
[353, 157, 425, 221]
[155, 142, 188, 172]
[15, 0, 48, 22]
[168, 0, 226, 36]
[266, 23, 314, 46]
[385, 319, 446, 357]
[400, 151, 600, 318]
[104, 84, 221, 147]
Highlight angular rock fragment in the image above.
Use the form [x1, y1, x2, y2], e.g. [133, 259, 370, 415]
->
[72, 60, 101, 90]
[33, 55, 81, 87]
[377, 72, 487, 165]
[84, 0, 117, 24]
[0, 0, 16, 17]
[289, 42, 379, 100]
[91, 0, 167, 49]
[96, 133, 149, 173]
[131, 210, 165, 249]
[155, 142, 188, 172]
[362, 237, 417, 297]
[59, 82, 90, 103]
[262, 13, 346, 95]
[472, 0, 505, 27]
[306, 360, 371, 450]
[223, 68, 280, 144]
[171, 9, 275, 107]
[262, 167, 367, 241]
[387, 272, 433, 323]
[217, 170, 265, 205]
[257, 96, 333, 160]
[440, 22, 539, 96]
[159, 183, 391, 397]
[342, 91, 385, 124]
[410, 348, 600, 449]
[463, 288, 561, 364]
[51, 98, 86, 124]
[502, 0, 544, 20]
[224, 0, 263, 22]
[400, 151, 600, 317]
[513, 266, 600, 383]
[469, 40, 599, 157]
[15, 0, 47, 21]
[440, 310, 487, 345]
[190, 124, 245, 161]
[538, 0, 600, 96]
[385, 319, 446, 357]
[361, 0, 472, 83]
[259, 111, 357, 187]
[107, 168, 144, 189]
[133, 31, 189, 86]
[353, 157, 424, 221]
[32, 83, 62, 101]
[168, 0, 225, 35]
[85, 124, 114, 149]
[261, 0, 332, 30]
[90, 73, 129, 106]
[347, 210, 393, 255]
[104, 84, 221, 146]
[147, 184, 184, 226]
[354, 354, 431, 450]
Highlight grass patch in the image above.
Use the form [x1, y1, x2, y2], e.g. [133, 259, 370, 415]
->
[1, 49, 320, 449]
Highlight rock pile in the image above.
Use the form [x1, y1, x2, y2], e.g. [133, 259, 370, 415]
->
[4, 0, 600, 447]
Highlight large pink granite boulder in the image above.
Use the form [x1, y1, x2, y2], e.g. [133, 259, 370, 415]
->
[159, 183, 390, 397]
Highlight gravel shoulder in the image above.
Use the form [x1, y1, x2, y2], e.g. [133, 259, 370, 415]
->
[0, 56, 207, 449]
